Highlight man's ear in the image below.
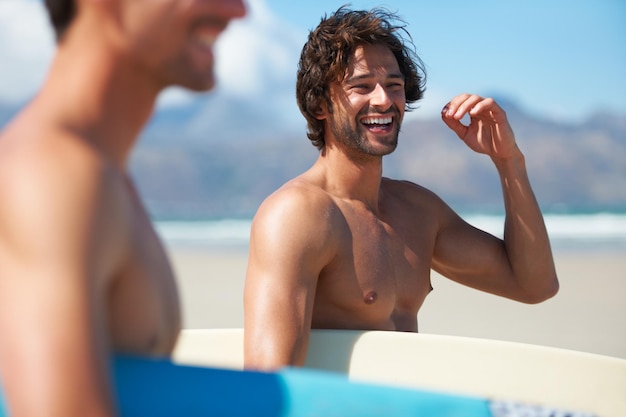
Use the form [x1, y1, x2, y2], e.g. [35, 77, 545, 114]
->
[313, 102, 329, 120]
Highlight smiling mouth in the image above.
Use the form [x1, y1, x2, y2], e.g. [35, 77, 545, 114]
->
[361, 115, 394, 131]
[192, 30, 218, 49]
[192, 20, 229, 49]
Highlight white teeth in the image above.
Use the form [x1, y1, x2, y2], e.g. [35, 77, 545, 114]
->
[195, 34, 217, 48]
[362, 116, 392, 125]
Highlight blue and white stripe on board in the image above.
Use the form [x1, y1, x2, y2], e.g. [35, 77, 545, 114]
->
[0, 355, 596, 417]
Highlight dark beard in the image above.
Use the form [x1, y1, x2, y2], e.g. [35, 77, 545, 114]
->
[329, 113, 400, 159]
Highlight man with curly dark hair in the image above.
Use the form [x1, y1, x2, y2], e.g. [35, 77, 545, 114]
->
[0, 0, 245, 415]
[244, 7, 558, 371]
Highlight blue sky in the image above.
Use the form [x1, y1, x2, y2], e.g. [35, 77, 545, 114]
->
[0, 0, 624, 124]
[264, 0, 626, 121]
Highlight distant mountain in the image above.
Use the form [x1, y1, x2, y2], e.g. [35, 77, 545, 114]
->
[385, 100, 626, 214]
[130, 97, 626, 218]
[1, 96, 624, 218]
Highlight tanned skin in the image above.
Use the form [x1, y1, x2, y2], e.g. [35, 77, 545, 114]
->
[244, 42, 558, 370]
[0, 0, 245, 415]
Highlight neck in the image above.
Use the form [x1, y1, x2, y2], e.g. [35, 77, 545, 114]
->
[35, 20, 161, 167]
[316, 145, 383, 211]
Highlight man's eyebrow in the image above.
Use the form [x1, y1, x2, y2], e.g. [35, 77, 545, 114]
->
[345, 72, 405, 83]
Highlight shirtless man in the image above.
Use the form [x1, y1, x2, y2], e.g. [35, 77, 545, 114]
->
[0, 0, 245, 415]
[244, 7, 559, 370]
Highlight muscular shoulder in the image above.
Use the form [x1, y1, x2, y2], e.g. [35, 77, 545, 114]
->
[381, 177, 447, 212]
[259, 178, 338, 218]
[380, 177, 464, 237]
[251, 177, 341, 261]
[0, 128, 130, 281]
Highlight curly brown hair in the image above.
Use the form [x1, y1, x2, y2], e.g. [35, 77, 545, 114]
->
[296, 6, 426, 150]
[44, 0, 75, 41]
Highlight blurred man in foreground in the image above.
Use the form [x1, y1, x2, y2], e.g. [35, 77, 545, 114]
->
[0, 0, 245, 415]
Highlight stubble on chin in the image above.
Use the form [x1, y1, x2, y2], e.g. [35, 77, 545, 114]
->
[338, 124, 400, 158]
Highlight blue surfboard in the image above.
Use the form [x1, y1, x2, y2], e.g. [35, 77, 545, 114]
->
[0, 355, 491, 417]
[0, 355, 595, 416]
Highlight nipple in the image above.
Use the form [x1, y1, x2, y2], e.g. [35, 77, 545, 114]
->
[364, 291, 378, 305]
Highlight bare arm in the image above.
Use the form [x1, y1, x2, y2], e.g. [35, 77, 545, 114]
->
[243, 187, 334, 371]
[433, 94, 558, 303]
[0, 150, 125, 416]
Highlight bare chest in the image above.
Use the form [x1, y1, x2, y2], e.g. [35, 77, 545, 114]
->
[108, 196, 181, 356]
[313, 203, 434, 330]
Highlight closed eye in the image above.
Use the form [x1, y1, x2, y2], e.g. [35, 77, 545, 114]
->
[350, 84, 373, 92]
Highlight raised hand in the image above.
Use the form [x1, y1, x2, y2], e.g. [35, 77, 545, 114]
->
[441, 94, 519, 160]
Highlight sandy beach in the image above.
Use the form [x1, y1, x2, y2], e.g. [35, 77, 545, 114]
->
[169, 246, 626, 360]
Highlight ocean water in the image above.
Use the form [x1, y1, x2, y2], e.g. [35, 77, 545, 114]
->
[154, 212, 626, 254]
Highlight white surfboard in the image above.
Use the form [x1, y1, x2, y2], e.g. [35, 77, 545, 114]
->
[173, 328, 626, 417]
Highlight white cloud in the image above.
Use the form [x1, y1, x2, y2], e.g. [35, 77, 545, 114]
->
[0, 0, 303, 109]
[0, 0, 55, 104]
[159, 0, 304, 109]
[155, 0, 309, 136]
[214, 0, 303, 96]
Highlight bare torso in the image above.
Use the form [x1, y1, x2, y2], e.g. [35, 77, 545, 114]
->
[245, 87, 559, 371]
[302, 177, 437, 332]
[0, 117, 181, 358]
[107, 180, 181, 355]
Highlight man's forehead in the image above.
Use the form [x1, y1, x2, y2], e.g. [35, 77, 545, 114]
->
[344, 44, 402, 80]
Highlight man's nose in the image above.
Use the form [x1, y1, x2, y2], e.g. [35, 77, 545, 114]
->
[210, 0, 247, 20]
[370, 84, 392, 111]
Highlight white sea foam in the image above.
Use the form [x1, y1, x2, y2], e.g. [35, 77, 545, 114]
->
[154, 213, 626, 252]
[154, 219, 252, 248]
[466, 213, 626, 239]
